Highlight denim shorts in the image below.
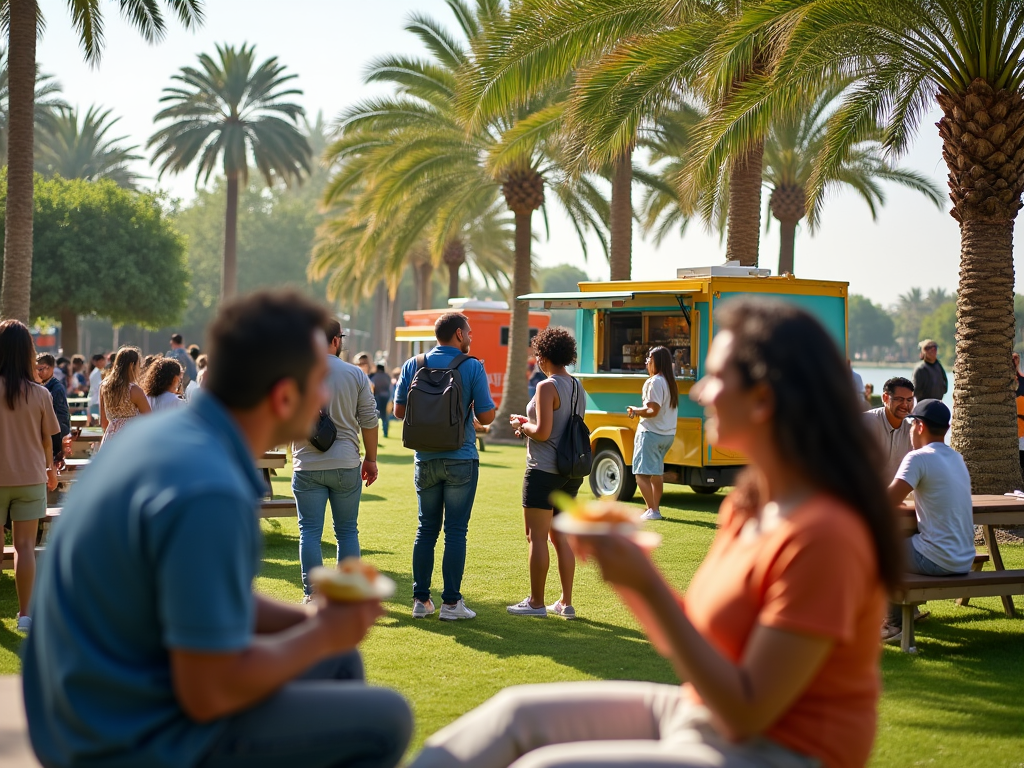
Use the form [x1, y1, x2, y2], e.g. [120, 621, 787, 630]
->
[632, 430, 675, 475]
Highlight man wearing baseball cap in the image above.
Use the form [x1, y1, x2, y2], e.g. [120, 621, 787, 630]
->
[881, 399, 975, 643]
[913, 339, 948, 401]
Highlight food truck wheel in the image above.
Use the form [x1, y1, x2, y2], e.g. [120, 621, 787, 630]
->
[689, 485, 719, 495]
[589, 446, 637, 501]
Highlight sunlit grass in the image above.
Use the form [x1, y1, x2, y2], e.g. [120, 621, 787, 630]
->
[2, 433, 1021, 766]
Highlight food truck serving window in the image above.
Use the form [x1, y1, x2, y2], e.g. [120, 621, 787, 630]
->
[600, 309, 695, 376]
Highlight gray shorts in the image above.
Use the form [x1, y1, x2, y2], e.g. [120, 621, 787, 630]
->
[632, 430, 675, 476]
[0, 483, 47, 523]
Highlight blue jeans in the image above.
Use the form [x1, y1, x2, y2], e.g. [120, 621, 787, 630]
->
[293, 467, 363, 596]
[375, 394, 391, 438]
[198, 651, 412, 768]
[412, 459, 479, 604]
[889, 537, 966, 626]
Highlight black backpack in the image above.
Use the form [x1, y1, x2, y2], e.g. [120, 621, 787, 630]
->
[556, 377, 593, 478]
[402, 353, 473, 452]
[309, 409, 337, 452]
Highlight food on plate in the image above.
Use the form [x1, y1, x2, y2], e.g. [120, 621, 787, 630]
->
[550, 491, 639, 533]
[567, 501, 636, 525]
[309, 557, 395, 601]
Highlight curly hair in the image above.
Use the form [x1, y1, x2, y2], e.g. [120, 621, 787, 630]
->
[142, 357, 183, 397]
[531, 326, 577, 368]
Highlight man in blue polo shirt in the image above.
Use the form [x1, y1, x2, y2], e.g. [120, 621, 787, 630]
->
[394, 312, 495, 621]
[22, 291, 411, 768]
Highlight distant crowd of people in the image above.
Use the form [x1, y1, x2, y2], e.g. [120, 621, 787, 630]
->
[0, 292, 1014, 768]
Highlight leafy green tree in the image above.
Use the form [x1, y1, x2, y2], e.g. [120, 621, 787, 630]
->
[0, 0, 202, 323]
[920, 301, 958, 368]
[0, 173, 188, 354]
[35, 105, 142, 188]
[716, 1, 1024, 490]
[149, 43, 311, 299]
[848, 294, 895, 359]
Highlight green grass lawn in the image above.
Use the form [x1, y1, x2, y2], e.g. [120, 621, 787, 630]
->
[3, 432, 1022, 766]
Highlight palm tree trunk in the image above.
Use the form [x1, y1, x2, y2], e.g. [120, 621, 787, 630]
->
[491, 210, 533, 440]
[777, 218, 797, 275]
[0, 0, 37, 322]
[388, 287, 403, 370]
[222, 170, 240, 299]
[370, 281, 387, 355]
[951, 220, 1021, 492]
[447, 261, 460, 299]
[725, 140, 764, 267]
[60, 308, 79, 356]
[609, 149, 633, 280]
[415, 260, 433, 310]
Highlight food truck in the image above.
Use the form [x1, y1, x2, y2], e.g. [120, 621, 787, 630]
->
[394, 299, 551, 409]
[521, 263, 849, 500]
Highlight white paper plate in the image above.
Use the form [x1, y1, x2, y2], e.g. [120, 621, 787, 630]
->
[552, 515, 639, 536]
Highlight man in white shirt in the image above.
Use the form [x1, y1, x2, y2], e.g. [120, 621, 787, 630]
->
[863, 377, 915, 483]
[882, 399, 974, 642]
[87, 353, 107, 426]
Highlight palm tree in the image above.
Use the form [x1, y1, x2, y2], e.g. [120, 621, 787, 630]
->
[720, 0, 1024, 490]
[465, 0, 773, 268]
[762, 86, 944, 274]
[320, 1, 608, 435]
[0, 53, 67, 165]
[35, 106, 142, 188]
[0, 0, 203, 323]
[149, 43, 311, 299]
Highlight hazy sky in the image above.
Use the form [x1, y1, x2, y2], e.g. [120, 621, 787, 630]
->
[35, 0, 1023, 307]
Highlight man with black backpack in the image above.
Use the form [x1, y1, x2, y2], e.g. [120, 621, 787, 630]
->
[393, 313, 495, 621]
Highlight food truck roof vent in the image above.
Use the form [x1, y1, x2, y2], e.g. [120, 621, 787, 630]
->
[447, 298, 511, 310]
[677, 261, 772, 278]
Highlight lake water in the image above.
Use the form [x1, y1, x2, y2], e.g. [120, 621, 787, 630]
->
[853, 365, 954, 409]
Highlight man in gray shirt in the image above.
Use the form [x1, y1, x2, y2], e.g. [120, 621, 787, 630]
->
[863, 376, 915, 483]
[291, 318, 380, 602]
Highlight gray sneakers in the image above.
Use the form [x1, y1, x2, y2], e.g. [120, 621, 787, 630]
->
[507, 598, 547, 617]
[439, 599, 476, 621]
[546, 600, 576, 620]
[412, 599, 436, 619]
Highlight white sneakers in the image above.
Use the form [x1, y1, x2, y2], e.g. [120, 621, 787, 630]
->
[439, 599, 476, 621]
[640, 509, 664, 521]
[412, 598, 475, 620]
[16, 614, 31, 633]
[507, 598, 547, 617]
[412, 599, 436, 619]
[546, 600, 576, 620]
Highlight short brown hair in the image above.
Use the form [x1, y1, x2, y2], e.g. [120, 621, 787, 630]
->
[36, 353, 56, 367]
[434, 312, 468, 343]
[531, 327, 576, 367]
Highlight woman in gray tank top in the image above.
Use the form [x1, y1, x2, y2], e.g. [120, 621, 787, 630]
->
[507, 328, 586, 620]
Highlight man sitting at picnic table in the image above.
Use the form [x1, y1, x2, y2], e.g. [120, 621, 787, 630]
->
[882, 399, 975, 643]
[22, 290, 412, 768]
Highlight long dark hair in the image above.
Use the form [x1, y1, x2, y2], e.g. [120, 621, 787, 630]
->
[648, 346, 678, 408]
[0, 320, 37, 410]
[102, 346, 141, 406]
[717, 297, 902, 590]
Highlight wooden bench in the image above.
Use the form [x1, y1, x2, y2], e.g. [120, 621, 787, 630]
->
[891, 568, 1024, 653]
[259, 498, 298, 519]
[1, 546, 46, 571]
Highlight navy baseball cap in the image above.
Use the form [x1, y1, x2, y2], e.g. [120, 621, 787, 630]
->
[908, 399, 951, 430]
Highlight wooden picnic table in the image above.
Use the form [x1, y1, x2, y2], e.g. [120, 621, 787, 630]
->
[899, 493, 1024, 617]
[66, 396, 89, 414]
[70, 414, 89, 427]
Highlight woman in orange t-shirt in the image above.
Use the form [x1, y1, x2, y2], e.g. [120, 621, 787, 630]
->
[410, 298, 902, 768]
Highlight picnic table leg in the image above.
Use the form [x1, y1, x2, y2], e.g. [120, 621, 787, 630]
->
[983, 525, 1016, 618]
[900, 604, 915, 653]
[956, 557, 987, 607]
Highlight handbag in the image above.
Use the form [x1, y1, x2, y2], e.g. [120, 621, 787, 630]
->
[309, 408, 337, 452]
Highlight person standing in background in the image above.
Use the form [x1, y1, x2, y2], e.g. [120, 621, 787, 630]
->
[100, 347, 152, 447]
[35, 354, 71, 468]
[291, 318, 380, 603]
[0, 321, 60, 634]
[166, 333, 198, 390]
[1014, 353, 1024, 471]
[69, 355, 88, 396]
[371, 363, 393, 439]
[627, 346, 679, 521]
[86, 353, 107, 426]
[913, 339, 948, 401]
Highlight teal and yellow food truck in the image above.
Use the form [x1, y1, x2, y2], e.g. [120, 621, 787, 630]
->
[521, 263, 850, 500]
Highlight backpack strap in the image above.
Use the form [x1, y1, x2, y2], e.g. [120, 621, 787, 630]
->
[415, 354, 427, 370]
[448, 353, 474, 370]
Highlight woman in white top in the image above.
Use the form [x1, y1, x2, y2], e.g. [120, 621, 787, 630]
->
[626, 346, 679, 520]
[142, 357, 185, 412]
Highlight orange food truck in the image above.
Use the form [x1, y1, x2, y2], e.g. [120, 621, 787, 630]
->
[394, 299, 551, 408]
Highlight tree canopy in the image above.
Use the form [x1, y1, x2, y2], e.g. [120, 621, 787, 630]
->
[0, 173, 188, 330]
